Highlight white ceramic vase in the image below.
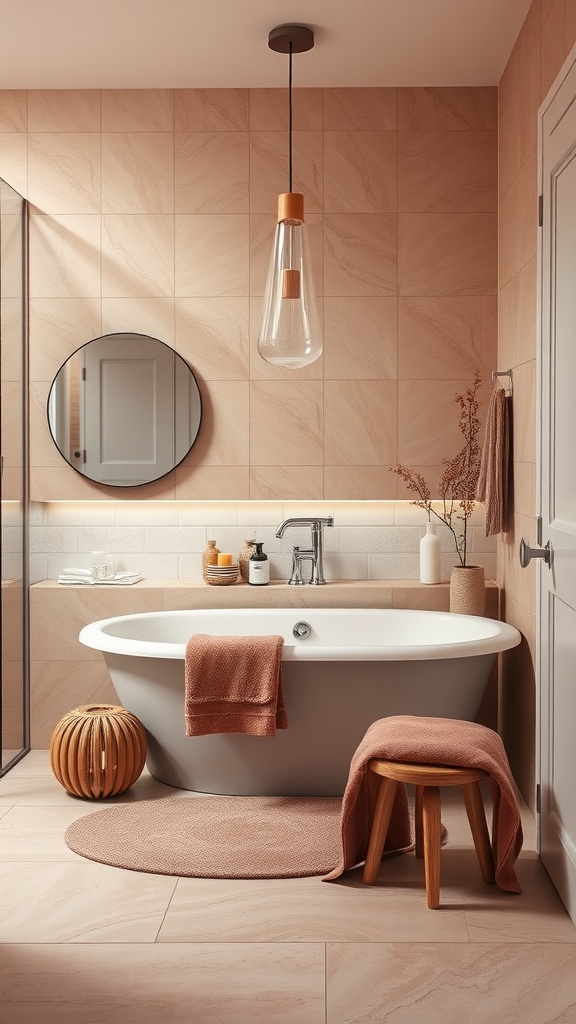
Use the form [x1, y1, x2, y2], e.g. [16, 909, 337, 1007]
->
[420, 522, 441, 584]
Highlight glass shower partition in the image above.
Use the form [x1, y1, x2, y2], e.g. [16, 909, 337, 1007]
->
[0, 175, 29, 774]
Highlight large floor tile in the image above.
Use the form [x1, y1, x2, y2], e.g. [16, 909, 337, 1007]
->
[157, 871, 469, 943]
[0, 804, 104, 860]
[0, 942, 326, 1024]
[0, 860, 177, 942]
[326, 942, 576, 1023]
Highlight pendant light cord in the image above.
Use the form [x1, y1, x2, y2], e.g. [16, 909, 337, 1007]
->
[288, 43, 293, 192]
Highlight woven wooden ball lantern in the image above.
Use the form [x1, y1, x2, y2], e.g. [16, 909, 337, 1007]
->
[50, 704, 147, 798]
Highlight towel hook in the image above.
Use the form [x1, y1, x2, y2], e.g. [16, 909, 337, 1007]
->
[491, 368, 513, 393]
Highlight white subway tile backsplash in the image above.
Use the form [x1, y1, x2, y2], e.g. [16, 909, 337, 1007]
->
[116, 502, 179, 526]
[76, 526, 145, 552]
[33, 500, 497, 582]
[45, 502, 116, 526]
[29, 526, 78, 552]
[144, 526, 206, 552]
[368, 553, 420, 578]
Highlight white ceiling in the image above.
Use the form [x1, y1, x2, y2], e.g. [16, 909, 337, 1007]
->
[1, 0, 532, 90]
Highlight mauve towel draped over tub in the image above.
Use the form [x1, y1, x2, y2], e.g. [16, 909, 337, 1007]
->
[323, 715, 523, 893]
[185, 634, 287, 737]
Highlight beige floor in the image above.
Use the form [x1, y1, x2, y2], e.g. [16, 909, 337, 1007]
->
[1, 752, 575, 1023]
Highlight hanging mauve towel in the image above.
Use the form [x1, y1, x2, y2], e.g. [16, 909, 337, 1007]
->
[476, 385, 513, 536]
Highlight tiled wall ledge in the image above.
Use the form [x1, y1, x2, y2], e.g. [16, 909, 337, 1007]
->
[30, 578, 500, 747]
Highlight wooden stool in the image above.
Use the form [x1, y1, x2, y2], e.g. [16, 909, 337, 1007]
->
[50, 704, 147, 799]
[363, 759, 496, 908]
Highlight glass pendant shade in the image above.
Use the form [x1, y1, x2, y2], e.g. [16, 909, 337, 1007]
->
[258, 193, 322, 369]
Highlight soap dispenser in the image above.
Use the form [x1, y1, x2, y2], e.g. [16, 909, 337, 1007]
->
[248, 542, 269, 586]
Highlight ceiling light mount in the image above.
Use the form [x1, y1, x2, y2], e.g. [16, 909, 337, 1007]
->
[268, 25, 314, 55]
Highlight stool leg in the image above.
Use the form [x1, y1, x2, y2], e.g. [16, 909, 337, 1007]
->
[462, 781, 496, 885]
[422, 786, 441, 909]
[363, 777, 398, 884]
[415, 785, 424, 859]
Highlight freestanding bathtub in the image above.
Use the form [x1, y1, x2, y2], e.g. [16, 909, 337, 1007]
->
[79, 608, 521, 796]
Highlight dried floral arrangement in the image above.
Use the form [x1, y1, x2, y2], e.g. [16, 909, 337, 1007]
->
[392, 372, 482, 567]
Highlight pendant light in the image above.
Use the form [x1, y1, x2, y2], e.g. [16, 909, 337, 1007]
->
[257, 24, 323, 369]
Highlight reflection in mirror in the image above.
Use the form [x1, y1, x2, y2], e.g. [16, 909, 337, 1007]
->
[47, 333, 202, 486]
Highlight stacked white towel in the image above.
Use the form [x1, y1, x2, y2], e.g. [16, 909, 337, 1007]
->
[57, 568, 143, 586]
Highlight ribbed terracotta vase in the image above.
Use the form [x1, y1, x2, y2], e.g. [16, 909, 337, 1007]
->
[449, 566, 486, 616]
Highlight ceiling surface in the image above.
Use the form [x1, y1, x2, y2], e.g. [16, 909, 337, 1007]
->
[2, 0, 533, 90]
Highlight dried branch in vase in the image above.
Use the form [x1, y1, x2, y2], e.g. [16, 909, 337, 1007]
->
[393, 373, 482, 567]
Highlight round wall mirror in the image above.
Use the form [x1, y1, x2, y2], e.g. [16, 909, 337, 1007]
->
[47, 333, 202, 486]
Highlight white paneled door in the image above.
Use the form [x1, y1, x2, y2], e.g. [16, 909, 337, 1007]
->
[538, 46, 576, 925]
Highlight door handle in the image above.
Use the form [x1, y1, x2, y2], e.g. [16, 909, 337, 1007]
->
[519, 537, 552, 568]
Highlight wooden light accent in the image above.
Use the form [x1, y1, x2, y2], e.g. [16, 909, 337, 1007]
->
[50, 704, 147, 798]
[277, 192, 304, 224]
[363, 759, 495, 908]
[282, 269, 301, 299]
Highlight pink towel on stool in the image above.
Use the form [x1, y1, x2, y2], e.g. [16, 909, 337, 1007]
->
[185, 634, 287, 737]
[323, 715, 523, 893]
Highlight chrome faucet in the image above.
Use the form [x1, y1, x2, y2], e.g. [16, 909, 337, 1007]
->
[275, 516, 334, 585]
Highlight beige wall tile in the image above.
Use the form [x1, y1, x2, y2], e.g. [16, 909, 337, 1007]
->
[324, 131, 397, 213]
[28, 134, 101, 214]
[398, 131, 497, 213]
[101, 297, 174, 342]
[175, 132, 249, 214]
[324, 213, 397, 296]
[498, 178, 519, 287]
[175, 214, 249, 296]
[512, 359, 536, 463]
[0, 133, 28, 194]
[512, 460, 537, 518]
[541, 0, 567, 98]
[29, 381, 63, 469]
[325, 465, 398, 500]
[30, 466, 176, 501]
[324, 296, 397, 380]
[249, 131, 323, 215]
[1, 299, 25, 380]
[27, 90, 100, 132]
[249, 88, 323, 130]
[174, 465, 250, 499]
[175, 297, 249, 380]
[102, 214, 174, 297]
[31, 660, 117, 747]
[250, 466, 323, 501]
[517, 148, 538, 270]
[566, 0, 576, 48]
[175, 88, 249, 131]
[399, 212, 497, 295]
[324, 380, 397, 465]
[397, 379, 480, 465]
[249, 381, 323, 466]
[29, 214, 102, 298]
[518, 42, 541, 167]
[499, 98, 522, 201]
[102, 133, 174, 214]
[324, 88, 398, 130]
[398, 86, 498, 130]
[182, 380, 249, 467]
[398, 297, 495, 380]
[101, 89, 173, 131]
[498, 259, 537, 369]
[0, 90, 26, 131]
[29, 298, 102, 381]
